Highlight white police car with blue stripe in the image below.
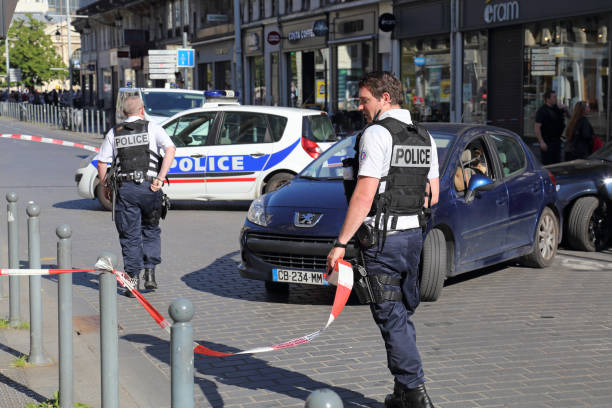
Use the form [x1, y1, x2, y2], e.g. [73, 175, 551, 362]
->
[75, 90, 338, 209]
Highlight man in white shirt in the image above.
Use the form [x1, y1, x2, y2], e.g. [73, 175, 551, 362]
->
[327, 71, 439, 408]
[97, 96, 176, 296]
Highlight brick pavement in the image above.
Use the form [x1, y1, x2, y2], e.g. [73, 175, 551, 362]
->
[1, 118, 611, 407]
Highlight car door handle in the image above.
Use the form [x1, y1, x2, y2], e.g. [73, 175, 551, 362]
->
[496, 197, 507, 206]
[190, 154, 204, 158]
[250, 152, 265, 157]
[531, 183, 540, 193]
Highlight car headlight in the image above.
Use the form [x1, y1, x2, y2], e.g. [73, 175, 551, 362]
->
[247, 196, 268, 226]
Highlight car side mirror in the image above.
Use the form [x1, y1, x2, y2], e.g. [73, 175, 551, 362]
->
[465, 174, 494, 203]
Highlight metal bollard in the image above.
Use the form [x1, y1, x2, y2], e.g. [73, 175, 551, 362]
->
[169, 298, 195, 408]
[305, 389, 344, 408]
[98, 251, 118, 408]
[7, 192, 20, 327]
[57, 225, 73, 408]
[26, 202, 50, 365]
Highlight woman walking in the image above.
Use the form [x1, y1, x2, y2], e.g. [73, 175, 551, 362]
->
[564, 101, 594, 161]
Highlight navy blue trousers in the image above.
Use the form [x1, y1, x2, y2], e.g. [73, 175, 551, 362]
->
[363, 228, 425, 389]
[114, 181, 163, 277]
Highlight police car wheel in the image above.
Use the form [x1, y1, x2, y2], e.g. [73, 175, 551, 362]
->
[522, 207, 558, 268]
[95, 183, 112, 211]
[420, 228, 447, 302]
[264, 173, 294, 194]
[264, 281, 289, 294]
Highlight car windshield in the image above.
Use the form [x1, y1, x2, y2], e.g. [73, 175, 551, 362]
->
[299, 131, 454, 180]
[589, 142, 612, 161]
[141, 91, 205, 117]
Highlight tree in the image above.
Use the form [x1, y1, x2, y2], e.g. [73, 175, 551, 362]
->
[0, 14, 65, 89]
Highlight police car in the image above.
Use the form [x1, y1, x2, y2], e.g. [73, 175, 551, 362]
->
[75, 91, 338, 209]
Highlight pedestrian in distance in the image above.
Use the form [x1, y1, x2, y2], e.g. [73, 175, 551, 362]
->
[534, 90, 568, 165]
[327, 71, 439, 408]
[96, 96, 176, 297]
[564, 101, 595, 161]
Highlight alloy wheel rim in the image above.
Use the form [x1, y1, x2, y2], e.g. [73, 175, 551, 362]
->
[538, 214, 555, 260]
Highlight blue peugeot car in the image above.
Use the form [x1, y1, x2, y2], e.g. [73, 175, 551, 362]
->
[239, 123, 561, 301]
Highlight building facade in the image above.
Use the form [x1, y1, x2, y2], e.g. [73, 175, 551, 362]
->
[75, 0, 611, 140]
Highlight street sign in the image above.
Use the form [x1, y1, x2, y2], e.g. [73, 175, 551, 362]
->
[9, 68, 21, 81]
[148, 50, 178, 81]
[177, 49, 194, 68]
[149, 74, 176, 80]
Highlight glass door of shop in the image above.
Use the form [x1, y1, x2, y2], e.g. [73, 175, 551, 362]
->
[288, 48, 330, 111]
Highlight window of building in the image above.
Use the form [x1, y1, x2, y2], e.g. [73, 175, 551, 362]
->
[462, 30, 488, 124]
[251, 56, 265, 105]
[400, 35, 451, 123]
[337, 42, 373, 112]
[288, 48, 330, 111]
[271, 52, 280, 106]
[523, 16, 609, 141]
[167, 2, 173, 37]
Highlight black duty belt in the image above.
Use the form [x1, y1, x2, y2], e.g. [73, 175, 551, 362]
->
[116, 171, 155, 184]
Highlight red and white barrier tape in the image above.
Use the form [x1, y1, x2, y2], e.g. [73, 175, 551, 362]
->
[0, 259, 354, 357]
[0, 133, 100, 153]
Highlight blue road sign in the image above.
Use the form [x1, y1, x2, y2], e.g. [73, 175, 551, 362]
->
[177, 49, 195, 68]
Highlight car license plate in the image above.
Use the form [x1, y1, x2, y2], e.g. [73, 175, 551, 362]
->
[272, 269, 328, 286]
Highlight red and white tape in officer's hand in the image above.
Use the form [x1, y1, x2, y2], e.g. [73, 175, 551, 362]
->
[0, 258, 354, 356]
[0, 133, 100, 153]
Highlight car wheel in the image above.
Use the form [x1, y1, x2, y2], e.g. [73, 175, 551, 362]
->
[95, 182, 112, 211]
[265, 281, 289, 294]
[264, 173, 293, 194]
[522, 207, 558, 267]
[420, 228, 447, 302]
[567, 196, 609, 252]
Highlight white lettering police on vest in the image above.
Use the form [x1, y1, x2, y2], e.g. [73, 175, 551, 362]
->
[391, 145, 431, 168]
[484, 1, 519, 24]
[171, 156, 246, 172]
[115, 133, 149, 147]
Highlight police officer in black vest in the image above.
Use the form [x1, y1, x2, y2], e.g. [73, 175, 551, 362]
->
[327, 72, 439, 408]
[97, 96, 176, 297]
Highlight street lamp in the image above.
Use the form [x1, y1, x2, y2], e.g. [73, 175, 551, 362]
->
[4, 37, 17, 90]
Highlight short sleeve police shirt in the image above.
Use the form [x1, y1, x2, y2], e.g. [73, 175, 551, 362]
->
[96, 116, 175, 176]
[358, 109, 439, 230]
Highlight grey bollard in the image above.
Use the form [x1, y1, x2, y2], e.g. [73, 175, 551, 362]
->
[7, 192, 20, 327]
[57, 225, 73, 408]
[98, 251, 119, 408]
[26, 203, 50, 365]
[169, 298, 194, 408]
[305, 389, 344, 408]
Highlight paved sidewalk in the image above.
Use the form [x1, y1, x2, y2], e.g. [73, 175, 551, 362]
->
[0, 116, 105, 148]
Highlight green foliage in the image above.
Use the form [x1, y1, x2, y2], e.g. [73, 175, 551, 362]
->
[1, 14, 66, 88]
[11, 355, 29, 368]
[0, 318, 30, 329]
[26, 391, 92, 408]
[0, 318, 9, 328]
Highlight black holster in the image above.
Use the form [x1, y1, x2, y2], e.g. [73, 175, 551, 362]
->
[352, 262, 403, 304]
[161, 193, 171, 219]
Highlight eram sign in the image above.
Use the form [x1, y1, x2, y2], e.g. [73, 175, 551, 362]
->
[483, 0, 519, 24]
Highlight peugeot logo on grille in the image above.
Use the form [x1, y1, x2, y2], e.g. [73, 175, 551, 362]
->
[294, 212, 323, 227]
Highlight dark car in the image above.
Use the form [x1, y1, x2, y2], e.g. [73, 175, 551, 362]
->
[546, 143, 612, 251]
[239, 123, 561, 301]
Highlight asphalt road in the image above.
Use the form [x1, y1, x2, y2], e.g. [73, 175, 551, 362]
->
[1, 119, 612, 407]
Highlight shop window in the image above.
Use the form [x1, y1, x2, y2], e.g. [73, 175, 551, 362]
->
[523, 17, 609, 142]
[336, 42, 373, 113]
[288, 49, 330, 111]
[271, 53, 280, 106]
[400, 34, 451, 123]
[251, 56, 265, 105]
[462, 30, 488, 124]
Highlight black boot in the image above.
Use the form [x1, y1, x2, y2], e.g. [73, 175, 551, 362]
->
[124, 274, 140, 298]
[385, 382, 435, 408]
[144, 268, 157, 290]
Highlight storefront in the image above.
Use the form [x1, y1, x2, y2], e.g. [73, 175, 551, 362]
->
[329, 5, 378, 132]
[281, 16, 329, 110]
[194, 39, 234, 91]
[264, 26, 281, 106]
[244, 27, 265, 105]
[461, 0, 611, 140]
[396, 0, 452, 123]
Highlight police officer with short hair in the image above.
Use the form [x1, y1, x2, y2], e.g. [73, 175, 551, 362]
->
[327, 71, 439, 408]
[97, 95, 176, 297]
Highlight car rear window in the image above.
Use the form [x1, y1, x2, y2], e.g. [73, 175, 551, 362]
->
[267, 114, 288, 142]
[302, 114, 336, 143]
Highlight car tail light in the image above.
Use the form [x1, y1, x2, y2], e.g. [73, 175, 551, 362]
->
[301, 137, 321, 159]
[548, 171, 556, 186]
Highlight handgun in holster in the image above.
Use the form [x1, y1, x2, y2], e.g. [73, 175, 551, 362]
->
[352, 253, 403, 304]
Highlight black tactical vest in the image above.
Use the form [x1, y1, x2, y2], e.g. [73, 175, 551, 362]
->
[113, 120, 161, 175]
[343, 117, 432, 230]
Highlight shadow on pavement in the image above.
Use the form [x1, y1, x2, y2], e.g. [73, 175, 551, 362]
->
[0, 372, 48, 404]
[443, 261, 514, 288]
[123, 334, 382, 408]
[53, 198, 104, 211]
[181, 251, 363, 306]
